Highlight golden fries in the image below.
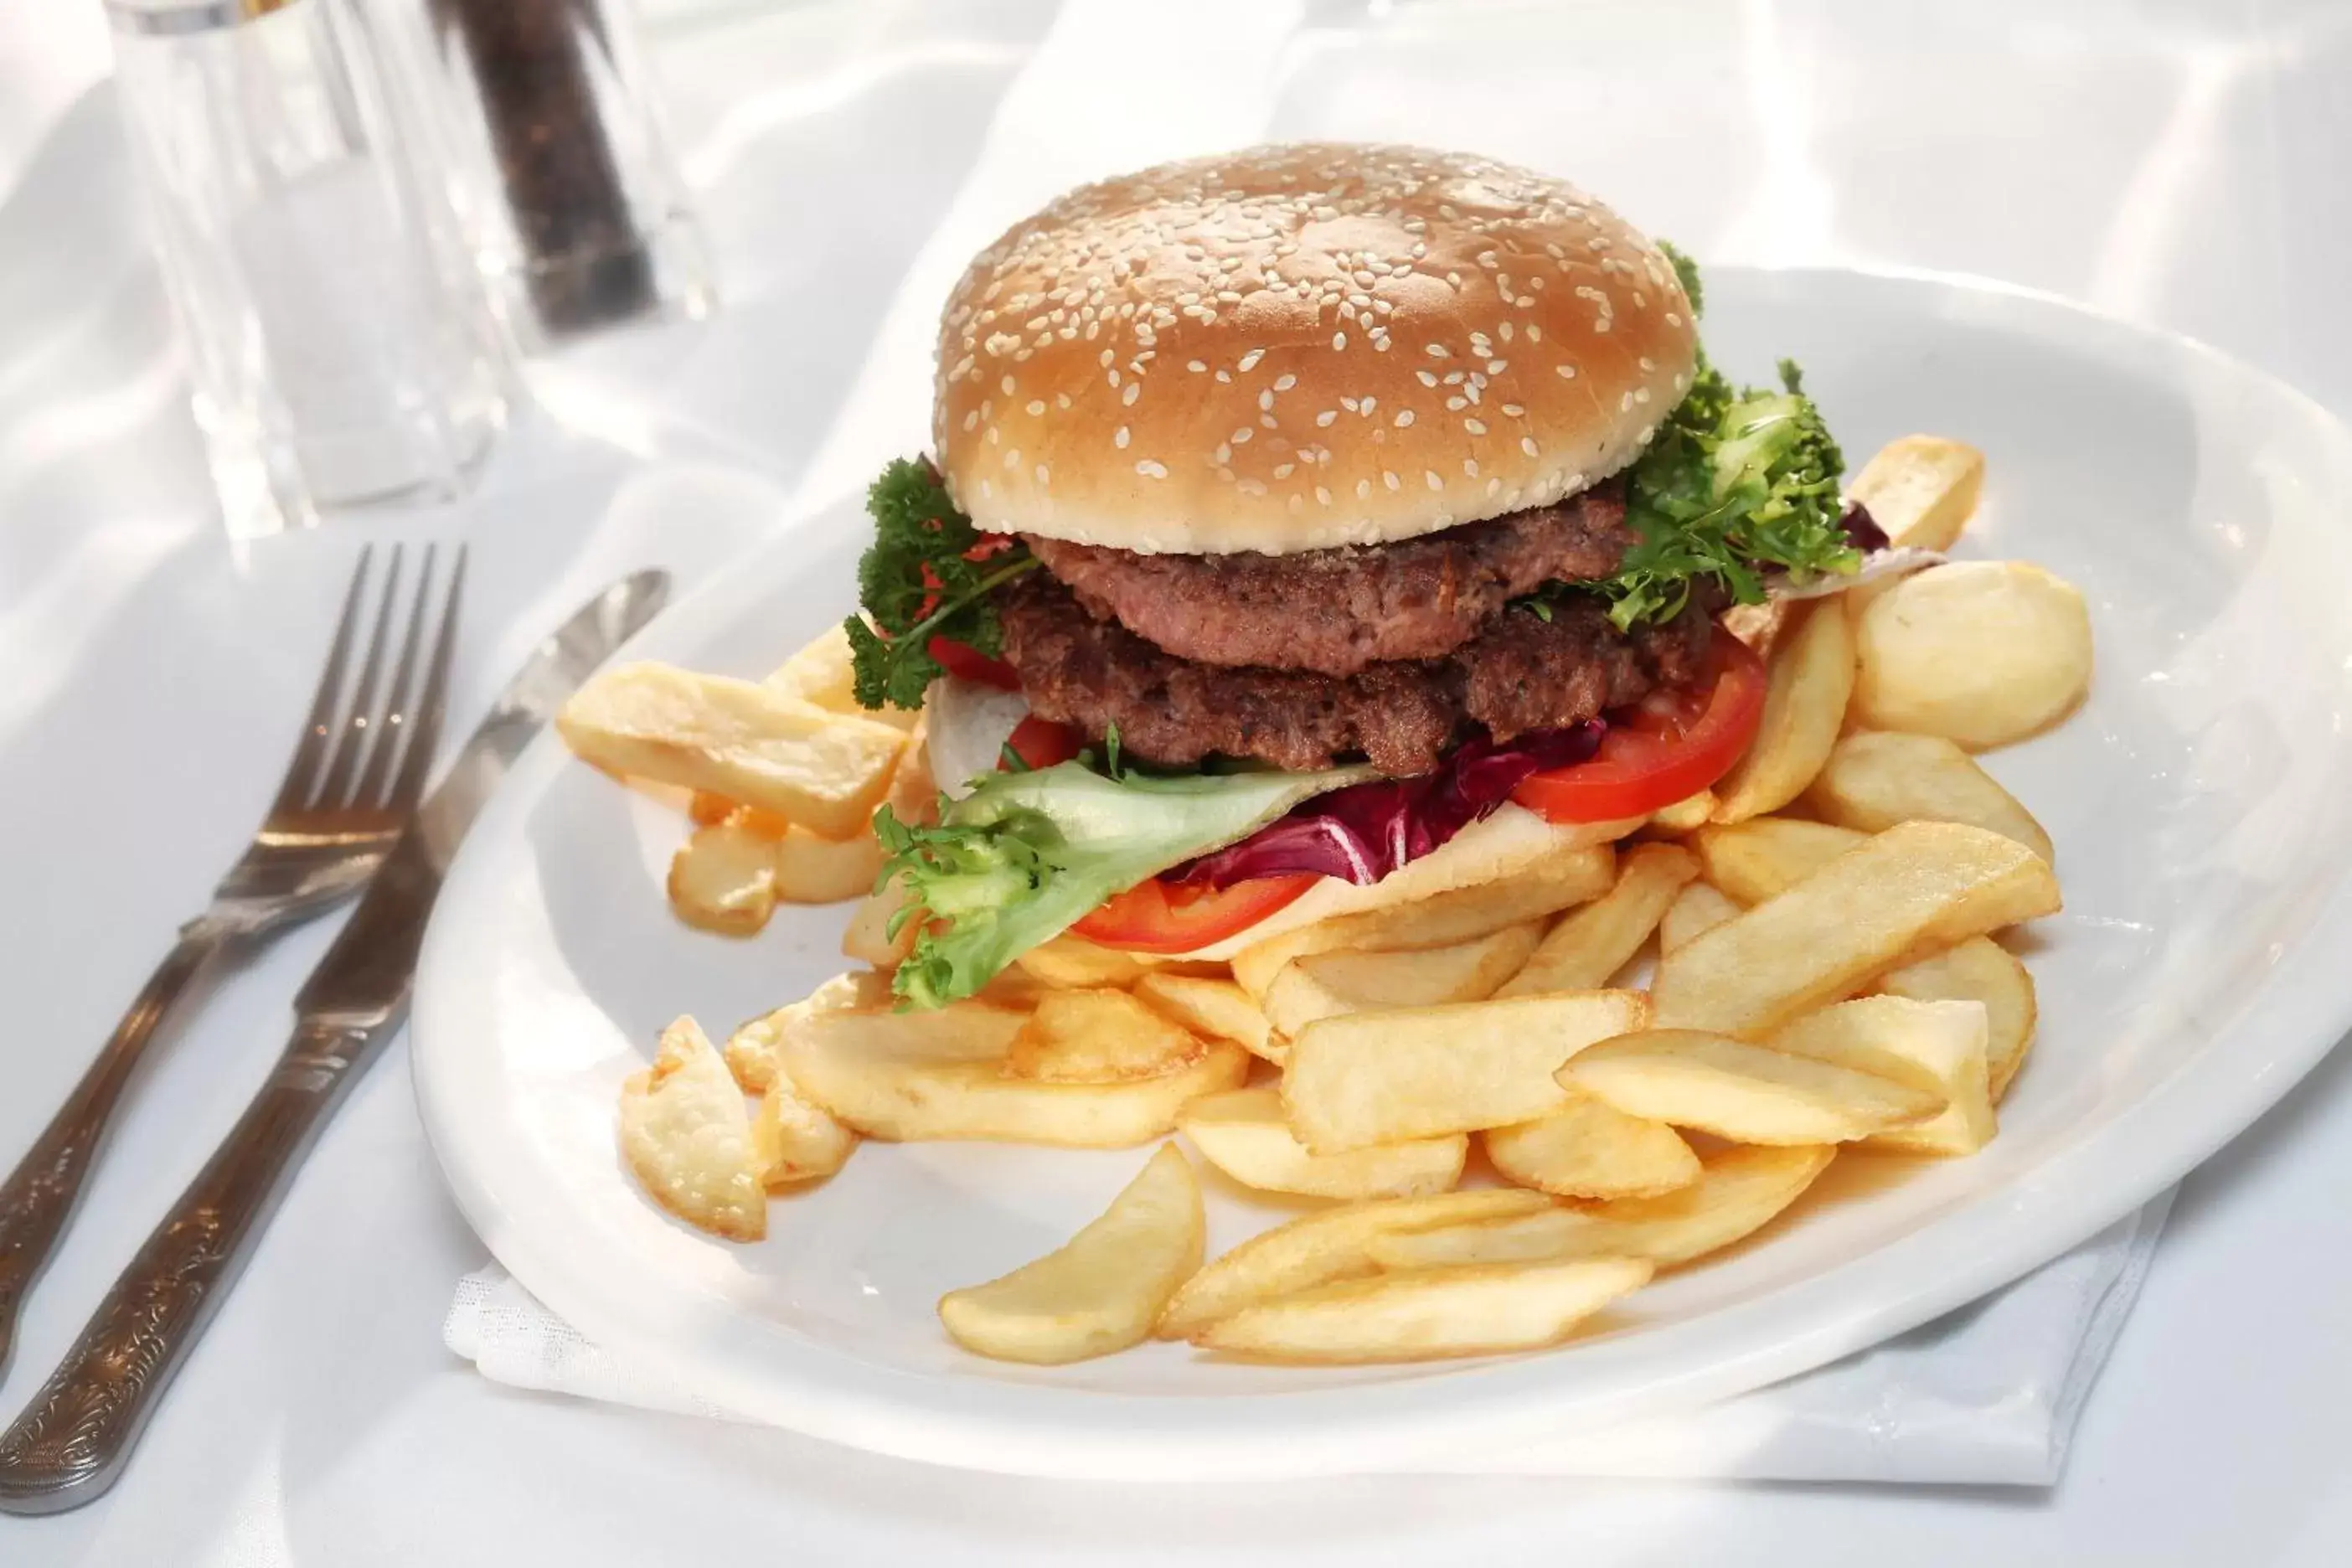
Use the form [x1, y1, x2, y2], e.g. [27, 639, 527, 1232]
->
[1767, 995, 1995, 1157]
[559, 663, 906, 838]
[1133, 974, 1281, 1064]
[1710, 600, 1855, 824]
[618, 1019, 766, 1241]
[1179, 1087, 1467, 1200]
[1853, 561, 2092, 748]
[722, 971, 894, 1092]
[1560, 1029, 1944, 1143]
[1282, 991, 1652, 1152]
[1483, 1093, 1700, 1199]
[1658, 882, 1741, 955]
[842, 879, 919, 967]
[1003, 989, 1209, 1082]
[766, 622, 922, 732]
[1189, 1255, 1653, 1364]
[1880, 936, 2039, 1100]
[751, 1071, 859, 1186]
[1647, 790, 1717, 835]
[1808, 730, 2053, 863]
[666, 818, 781, 936]
[1689, 818, 1866, 906]
[1261, 922, 1541, 1036]
[1653, 822, 2060, 1036]
[1015, 935, 1160, 989]
[940, 1145, 1204, 1364]
[1498, 843, 1695, 996]
[772, 823, 886, 904]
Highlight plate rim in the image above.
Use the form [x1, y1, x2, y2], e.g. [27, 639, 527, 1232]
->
[413, 265, 2352, 1478]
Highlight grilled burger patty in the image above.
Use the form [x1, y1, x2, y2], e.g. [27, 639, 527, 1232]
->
[1021, 483, 1631, 678]
[999, 571, 1715, 775]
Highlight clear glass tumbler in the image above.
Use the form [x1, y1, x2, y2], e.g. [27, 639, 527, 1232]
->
[109, 0, 513, 539]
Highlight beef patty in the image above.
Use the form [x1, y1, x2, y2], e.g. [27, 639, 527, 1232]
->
[1022, 482, 1631, 678]
[999, 572, 1715, 776]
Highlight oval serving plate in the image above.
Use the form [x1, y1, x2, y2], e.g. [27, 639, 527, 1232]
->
[413, 268, 2352, 1479]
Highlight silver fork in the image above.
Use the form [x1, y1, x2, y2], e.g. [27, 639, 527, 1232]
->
[0, 544, 464, 1377]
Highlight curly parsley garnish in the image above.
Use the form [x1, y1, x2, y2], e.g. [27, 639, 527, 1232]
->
[844, 459, 1037, 709]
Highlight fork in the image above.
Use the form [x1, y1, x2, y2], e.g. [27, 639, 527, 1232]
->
[0, 544, 464, 1377]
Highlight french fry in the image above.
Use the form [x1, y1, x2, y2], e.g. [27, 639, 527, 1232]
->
[751, 1071, 859, 1186]
[666, 818, 780, 936]
[781, 1002, 1246, 1147]
[1845, 435, 1985, 554]
[1498, 843, 1695, 996]
[1261, 923, 1541, 1037]
[1154, 1188, 1554, 1340]
[1853, 561, 2092, 749]
[940, 1144, 1203, 1364]
[1231, 843, 1615, 998]
[773, 823, 886, 904]
[766, 622, 922, 731]
[842, 879, 919, 968]
[688, 789, 738, 826]
[617, 1018, 766, 1241]
[1366, 1144, 1836, 1271]
[1483, 1093, 1700, 1199]
[882, 719, 939, 826]
[1282, 991, 1651, 1152]
[1653, 822, 2060, 1036]
[558, 662, 905, 838]
[1880, 936, 2039, 1100]
[1003, 988, 1209, 1082]
[722, 971, 895, 1092]
[1658, 882, 1741, 955]
[1689, 818, 1865, 907]
[1133, 973, 1281, 1064]
[1710, 600, 1856, 824]
[1179, 1087, 1467, 1200]
[1560, 1029, 1944, 1143]
[1807, 730, 2054, 864]
[1647, 790, 1717, 836]
[1190, 1256, 1653, 1364]
[1017, 934, 1158, 990]
[1768, 994, 1994, 1157]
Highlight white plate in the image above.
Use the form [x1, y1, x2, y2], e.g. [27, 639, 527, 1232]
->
[412, 268, 2352, 1480]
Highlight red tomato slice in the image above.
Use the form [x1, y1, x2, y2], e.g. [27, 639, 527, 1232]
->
[1002, 715, 1082, 770]
[1072, 872, 1318, 954]
[1512, 632, 1768, 823]
[928, 635, 1020, 690]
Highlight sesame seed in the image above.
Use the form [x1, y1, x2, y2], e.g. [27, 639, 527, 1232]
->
[1521, 436, 1540, 456]
[1238, 348, 1265, 372]
[1487, 360, 1508, 375]
[1274, 374, 1297, 391]
[1527, 323, 1543, 342]
[961, 411, 977, 431]
[1463, 458, 1479, 477]
[1000, 374, 1015, 395]
[1333, 332, 1348, 350]
[1274, 462, 1296, 478]
[1425, 343, 1450, 358]
[1424, 470, 1442, 490]
[1025, 400, 1045, 415]
[1500, 403, 1524, 416]
[1486, 477, 1502, 497]
[1238, 478, 1267, 496]
[1114, 426, 1130, 448]
[1136, 459, 1168, 478]
[1635, 388, 1652, 404]
[1416, 370, 1438, 387]
[1034, 464, 1050, 484]
[1259, 389, 1274, 410]
[1620, 391, 1634, 412]
[1002, 448, 1020, 470]
[1394, 410, 1415, 428]
[1232, 427, 1252, 444]
[1464, 418, 1488, 435]
[1122, 383, 1140, 406]
[1189, 359, 1208, 372]
[1383, 471, 1400, 491]
[1356, 479, 1372, 499]
[1317, 410, 1338, 426]
[1555, 364, 1577, 379]
[1315, 486, 1333, 506]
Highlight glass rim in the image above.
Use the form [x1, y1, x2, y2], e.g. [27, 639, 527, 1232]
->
[106, 0, 303, 37]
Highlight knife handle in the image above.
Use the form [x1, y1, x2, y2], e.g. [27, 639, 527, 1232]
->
[0, 1019, 372, 1516]
[0, 918, 238, 1382]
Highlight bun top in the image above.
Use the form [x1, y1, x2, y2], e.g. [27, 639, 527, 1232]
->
[932, 143, 1698, 556]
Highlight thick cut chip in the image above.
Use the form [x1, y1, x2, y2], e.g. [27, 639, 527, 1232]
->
[723, 971, 895, 1092]
[1483, 1093, 1700, 1199]
[1846, 435, 1985, 554]
[781, 1003, 1246, 1146]
[1880, 936, 2039, 1100]
[1561, 1029, 1944, 1143]
[558, 662, 905, 838]
[1282, 991, 1652, 1152]
[751, 1071, 859, 1186]
[1263, 922, 1542, 1037]
[1768, 994, 1994, 1156]
[1710, 599, 1857, 824]
[1230, 844, 1615, 998]
[1366, 1144, 1837, 1271]
[1658, 882, 1741, 955]
[939, 1144, 1204, 1364]
[843, 879, 920, 967]
[1155, 1187, 1553, 1339]
[667, 817, 780, 936]
[1498, 843, 1696, 996]
[767, 622, 921, 731]
[1854, 561, 2093, 748]
[1190, 1256, 1653, 1364]
[882, 720, 939, 826]
[1647, 790, 1717, 836]
[1180, 1087, 1466, 1200]
[1134, 973, 1281, 1064]
[1689, 818, 1865, 907]
[1003, 988, 1210, 1082]
[618, 1018, 766, 1241]
[1652, 821, 2060, 1036]
[1016, 935, 1160, 990]
[774, 823, 886, 904]
[1807, 730, 2053, 864]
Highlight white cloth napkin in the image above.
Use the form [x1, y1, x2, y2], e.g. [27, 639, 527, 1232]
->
[441, 0, 2178, 1488]
[446, 1190, 2169, 1485]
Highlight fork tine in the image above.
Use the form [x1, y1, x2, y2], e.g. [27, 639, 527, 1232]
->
[350, 544, 438, 810]
[311, 544, 405, 812]
[386, 544, 467, 811]
[271, 547, 375, 816]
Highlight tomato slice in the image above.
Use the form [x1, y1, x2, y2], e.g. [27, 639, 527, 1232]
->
[928, 635, 1020, 690]
[1072, 872, 1317, 954]
[1002, 714, 1082, 770]
[1512, 632, 1768, 823]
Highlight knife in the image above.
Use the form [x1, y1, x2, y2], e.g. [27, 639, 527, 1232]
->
[0, 568, 671, 1516]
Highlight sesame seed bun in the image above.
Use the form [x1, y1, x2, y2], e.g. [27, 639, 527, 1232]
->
[932, 143, 1699, 556]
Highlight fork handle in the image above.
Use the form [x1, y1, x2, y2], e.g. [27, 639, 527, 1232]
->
[0, 1018, 374, 1515]
[0, 918, 239, 1381]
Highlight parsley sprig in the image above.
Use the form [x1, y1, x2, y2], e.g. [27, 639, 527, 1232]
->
[844, 459, 1037, 709]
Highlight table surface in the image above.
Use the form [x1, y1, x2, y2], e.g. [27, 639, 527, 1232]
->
[7, 3, 2352, 1563]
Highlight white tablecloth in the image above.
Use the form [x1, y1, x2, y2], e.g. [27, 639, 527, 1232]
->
[8, 3, 2352, 1563]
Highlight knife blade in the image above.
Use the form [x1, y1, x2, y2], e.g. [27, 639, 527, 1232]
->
[0, 567, 671, 1515]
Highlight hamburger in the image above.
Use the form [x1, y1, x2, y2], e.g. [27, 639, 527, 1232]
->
[846, 145, 1878, 1006]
